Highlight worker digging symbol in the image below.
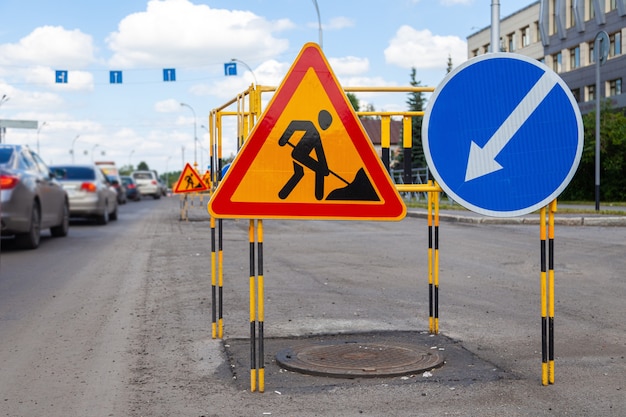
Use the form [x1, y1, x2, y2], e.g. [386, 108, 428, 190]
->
[185, 172, 203, 190]
[278, 109, 379, 201]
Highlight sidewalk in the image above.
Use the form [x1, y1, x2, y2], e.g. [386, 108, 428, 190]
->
[406, 203, 626, 226]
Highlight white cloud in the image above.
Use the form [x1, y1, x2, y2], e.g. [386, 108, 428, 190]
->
[328, 56, 369, 76]
[440, 0, 474, 5]
[106, 0, 293, 68]
[155, 98, 183, 113]
[384, 25, 467, 70]
[0, 26, 96, 68]
[325, 16, 355, 30]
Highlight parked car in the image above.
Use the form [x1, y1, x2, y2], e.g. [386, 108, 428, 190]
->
[0, 144, 69, 249]
[132, 170, 161, 199]
[121, 175, 141, 201]
[50, 164, 118, 225]
[158, 178, 168, 196]
[95, 161, 126, 205]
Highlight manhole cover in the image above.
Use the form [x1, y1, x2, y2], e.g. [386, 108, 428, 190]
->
[276, 341, 445, 378]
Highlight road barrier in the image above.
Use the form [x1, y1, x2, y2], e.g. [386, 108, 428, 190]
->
[204, 80, 561, 390]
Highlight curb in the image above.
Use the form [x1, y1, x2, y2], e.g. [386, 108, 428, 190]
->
[406, 211, 626, 227]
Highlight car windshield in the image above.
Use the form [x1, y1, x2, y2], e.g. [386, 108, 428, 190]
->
[121, 177, 133, 185]
[0, 147, 14, 164]
[133, 172, 153, 180]
[54, 166, 96, 180]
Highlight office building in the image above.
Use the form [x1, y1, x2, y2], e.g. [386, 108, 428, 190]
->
[467, 0, 626, 113]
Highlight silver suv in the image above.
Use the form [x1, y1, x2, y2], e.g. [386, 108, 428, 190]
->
[131, 170, 161, 199]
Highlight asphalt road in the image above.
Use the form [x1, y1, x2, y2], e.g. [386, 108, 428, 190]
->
[0, 196, 624, 416]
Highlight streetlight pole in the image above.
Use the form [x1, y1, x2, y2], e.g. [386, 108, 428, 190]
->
[165, 155, 172, 189]
[0, 95, 9, 144]
[180, 102, 197, 167]
[312, 0, 323, 50]
[230, 58, 257, 86]
[71, 135, 80, 163]
[128, 149, 135, 170]
[37, 121, 47, 154]
[91, 144, 99, 162]
[594, 31, 609, 211]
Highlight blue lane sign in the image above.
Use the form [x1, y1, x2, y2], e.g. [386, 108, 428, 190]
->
[110, 71, 123, 84]
[55, 70, 68, 84]
[224, 62, 237, 76]
[423, 53, 583, 217]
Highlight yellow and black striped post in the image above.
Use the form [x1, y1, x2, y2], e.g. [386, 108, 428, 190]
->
[218, 218, 224, 339]
[433, 185, 440, 335]
[427, 183, 434, 334]
[548, 199, 556, 384]
[210, 216, 217, 339]
[247, 219, 265, 392]
[248, 220, 257, 392]
[381, 116, 391, 171]
[540, 206, 548, 385]
[257, 220, 265, 393]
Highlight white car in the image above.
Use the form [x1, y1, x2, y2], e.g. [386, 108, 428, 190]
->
[51, 164, 119, 225]
[132, 170, 161, 199]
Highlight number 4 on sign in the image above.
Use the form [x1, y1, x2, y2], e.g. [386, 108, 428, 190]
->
[173, 163, 208, 194]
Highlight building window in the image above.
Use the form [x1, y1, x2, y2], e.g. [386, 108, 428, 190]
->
[570, 3, 576, 28]
[508, 32, 516, 52]
[551, 0, 557, 35]
[534, 21, 542, 43]
[589, 41, 596, 64]
[552, 52, 562, 72]
[570, 46, 581, 69]
[609, 79, 622, 96]
[472, 48, 479, 57]
[483, 43, 490, 54]
[610, 0, 617, 10]
[610, 32, 622, 57]
[522, 26, 531, 47]
[571, 88, 581, 102]
[588, 0, 595, 20]
[588, 84, 595, 101]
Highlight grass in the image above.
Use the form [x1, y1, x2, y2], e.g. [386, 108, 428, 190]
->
[403, 198, 626, 216]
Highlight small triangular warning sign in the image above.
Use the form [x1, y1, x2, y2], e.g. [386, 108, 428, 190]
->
[174, 163, 209, 194]
[202, 170, 212, 189]
[209, 43, 405, 221]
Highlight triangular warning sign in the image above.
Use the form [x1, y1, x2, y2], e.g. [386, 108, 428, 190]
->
[173, 163, 209, 193]
[209, 43, 406, 221]
[202, 170, 212, 189]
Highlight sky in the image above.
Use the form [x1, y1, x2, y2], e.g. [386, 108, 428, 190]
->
[0, 0, 534, 175]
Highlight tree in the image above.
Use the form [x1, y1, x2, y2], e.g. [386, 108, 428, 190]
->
[561, 101, 626, 201]
[446, 54, 454, 73]
[346, 92, 360, 112]
[137, 161, 150, 171]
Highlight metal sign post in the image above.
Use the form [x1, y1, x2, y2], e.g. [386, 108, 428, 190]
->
[594, 30, 609, 211]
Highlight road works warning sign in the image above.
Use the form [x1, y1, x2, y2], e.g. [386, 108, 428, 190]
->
[173, 163, 209, 194]
[208, 43, 405, 221]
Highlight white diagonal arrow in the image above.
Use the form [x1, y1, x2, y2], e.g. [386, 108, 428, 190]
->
[465, 72, 557, 182]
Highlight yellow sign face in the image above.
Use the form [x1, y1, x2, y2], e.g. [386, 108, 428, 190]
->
[202, 170, 212, 189]
[209, 43, 405, 221]
[233, 70, 366, 203]
[173, 163, 209, 194]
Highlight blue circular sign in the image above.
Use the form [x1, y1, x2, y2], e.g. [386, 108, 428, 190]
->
[423, 53, 583, 217]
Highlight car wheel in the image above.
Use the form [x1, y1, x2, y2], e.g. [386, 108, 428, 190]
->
[110, 205, 118, 221]
[153, 193, 161, 200]
[50, 200, 70, 237]
[15, 202, 41, 249]
[97, 202, 109, 225]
